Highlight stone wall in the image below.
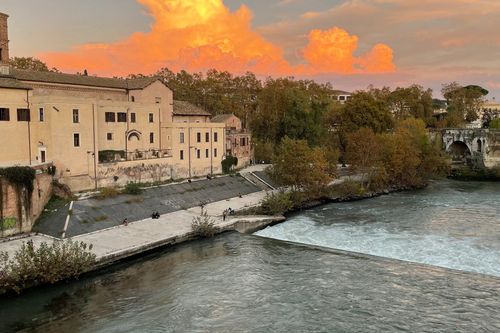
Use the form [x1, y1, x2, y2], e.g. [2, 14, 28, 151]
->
[97, 158, 174, 188]
[0, 172, 52, 237]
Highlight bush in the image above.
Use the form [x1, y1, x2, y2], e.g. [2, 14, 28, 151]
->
[123, 182, 143, 195]
[330, 180, 365, 200]
[490, 118, 500, 129]
[191, 212, 217, 238]
[221, 156, 238, 174]
[97, 187, 119, 200]
[0, 240, 96, 294]
[261, 191, 294, 215]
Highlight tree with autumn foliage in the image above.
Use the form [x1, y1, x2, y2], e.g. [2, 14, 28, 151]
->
[270, 137, 333, 198]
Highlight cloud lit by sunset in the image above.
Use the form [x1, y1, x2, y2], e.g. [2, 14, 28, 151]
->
[40, 0, 395, 77]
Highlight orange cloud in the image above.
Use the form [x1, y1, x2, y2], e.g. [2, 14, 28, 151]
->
[303, 28, 395, 74]
[40, 0, 395, 77]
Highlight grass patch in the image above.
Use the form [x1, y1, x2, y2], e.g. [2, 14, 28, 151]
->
[94, 215, 108, 222]
[97, 187, 119, 200]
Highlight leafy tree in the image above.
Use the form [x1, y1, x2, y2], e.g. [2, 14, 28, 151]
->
[10, 57, 59, 72]
[388, 85, 434, 125]
[251, 77, 332, 147]
[270, 137, 332, 196]
[345, 128, 382, 188]
[442, 82, 488, 123]
[253, 139, 274, 163]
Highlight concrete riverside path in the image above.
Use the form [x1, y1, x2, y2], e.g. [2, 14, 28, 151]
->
[0, 189, 283, 267]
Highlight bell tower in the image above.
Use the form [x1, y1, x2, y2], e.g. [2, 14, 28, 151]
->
[0, 12, 10, 75]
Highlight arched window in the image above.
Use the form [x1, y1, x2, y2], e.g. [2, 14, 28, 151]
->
[477, 139, 482, 152]
[128, 132, 140, 141]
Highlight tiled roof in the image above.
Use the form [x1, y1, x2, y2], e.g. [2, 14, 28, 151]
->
[10, 68, 159, 90]
[0, 76, 32, 90]
[173, 100, 211, 116]
[211, 114, 235, 123]
[332, 90, 351, 95]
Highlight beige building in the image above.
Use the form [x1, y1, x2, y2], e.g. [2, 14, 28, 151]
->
[211, 114, 252, 168]
[0, 12, 226, 191]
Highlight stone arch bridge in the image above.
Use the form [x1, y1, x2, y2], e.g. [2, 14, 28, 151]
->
[442, 128, 500, 169]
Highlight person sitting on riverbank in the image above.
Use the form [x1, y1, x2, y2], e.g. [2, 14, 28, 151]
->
[152, 211, 160, 219]
[122, 218, 128, 226]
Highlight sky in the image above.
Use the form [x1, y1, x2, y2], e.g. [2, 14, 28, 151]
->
[2, 0, 500, 99]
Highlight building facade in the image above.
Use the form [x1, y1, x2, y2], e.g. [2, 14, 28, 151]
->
[0, 13, 226, 191]
[211, 114, 252, 168]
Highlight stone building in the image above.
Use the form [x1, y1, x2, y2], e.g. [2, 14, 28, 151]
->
[211, 114, 252, 168]
[0, 12, 226, 191]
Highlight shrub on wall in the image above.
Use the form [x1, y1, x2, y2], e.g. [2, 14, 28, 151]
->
[98, 150, 126, 163]
[221, 156, 238, 174]
[0, 167, 36, 194]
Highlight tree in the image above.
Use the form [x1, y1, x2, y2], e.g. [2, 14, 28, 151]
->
[442, 82, 488, 123]
[345, 128, 382, 188]
[388, 85, 434, 125]
[10, 57, 59, 72]
[270, 137, 332, 196]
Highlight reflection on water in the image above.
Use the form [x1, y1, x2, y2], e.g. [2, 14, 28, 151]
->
[256, 180, 500, 277]
[1, 231, 499, 332]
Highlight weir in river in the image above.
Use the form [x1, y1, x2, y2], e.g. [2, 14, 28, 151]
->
[0, 179, 499, 332]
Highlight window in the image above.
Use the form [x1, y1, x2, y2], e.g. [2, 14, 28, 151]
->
[214, 148, 217, 157]
[131, 113, 136, 123]
[107, 133, 113, 141]
[180, 132, 185, 144]
[197, 132, 201, 143]
[205, 132, 210, 142]
[339, 96, 346, 101]
[205, 149, 209, 158]
[214, 132, 218, 142]
[105, 112, 115, 122]
[72, 109, 79, 123]
[73, 133, 80, 147]
[17, 109, 30, 122]
[180, 150, 184, 160]
[117, 112, 127, 122]
[0, 108, 10, 121]
[131, 96, 135, 102]
[197, 149, 201, 159]
[240, 138, 246, 146]
[149, 113, 154, 123]
[155, 97, 161, 104]
[150, 132, 154, 143]
[0, 48, 2, 61]
[39, 108, 44, 122]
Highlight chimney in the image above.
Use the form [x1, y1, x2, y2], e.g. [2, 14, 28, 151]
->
[0, 12, 10, 75]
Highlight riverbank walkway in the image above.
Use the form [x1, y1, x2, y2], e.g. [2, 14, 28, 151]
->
[0, 189, 283, 265]
[0, 164, 284, 266]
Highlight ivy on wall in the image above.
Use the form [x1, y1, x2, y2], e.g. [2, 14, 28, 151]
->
[0, 167, 36, 234]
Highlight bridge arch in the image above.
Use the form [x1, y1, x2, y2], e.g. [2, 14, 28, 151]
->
[447, 140, 471, 164]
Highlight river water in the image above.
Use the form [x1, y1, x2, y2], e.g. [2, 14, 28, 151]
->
[1, 180, 499, 332]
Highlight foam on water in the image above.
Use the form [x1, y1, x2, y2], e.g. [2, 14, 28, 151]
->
[255, 181, 500, 277]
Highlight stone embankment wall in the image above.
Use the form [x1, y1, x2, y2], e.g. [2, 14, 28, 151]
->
[62, 157, 224, 192]
[0, 173, 52, 237]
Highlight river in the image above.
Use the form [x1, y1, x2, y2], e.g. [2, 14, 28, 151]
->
[0, 180, 499, 332]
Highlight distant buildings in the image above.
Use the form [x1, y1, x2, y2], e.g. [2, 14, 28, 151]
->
[211, 114, 252, 168]
[331, 90, 352, 104]
[0, 12, 239, 192]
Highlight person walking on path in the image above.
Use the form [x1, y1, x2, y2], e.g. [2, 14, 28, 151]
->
[222, 210, 227, 221]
